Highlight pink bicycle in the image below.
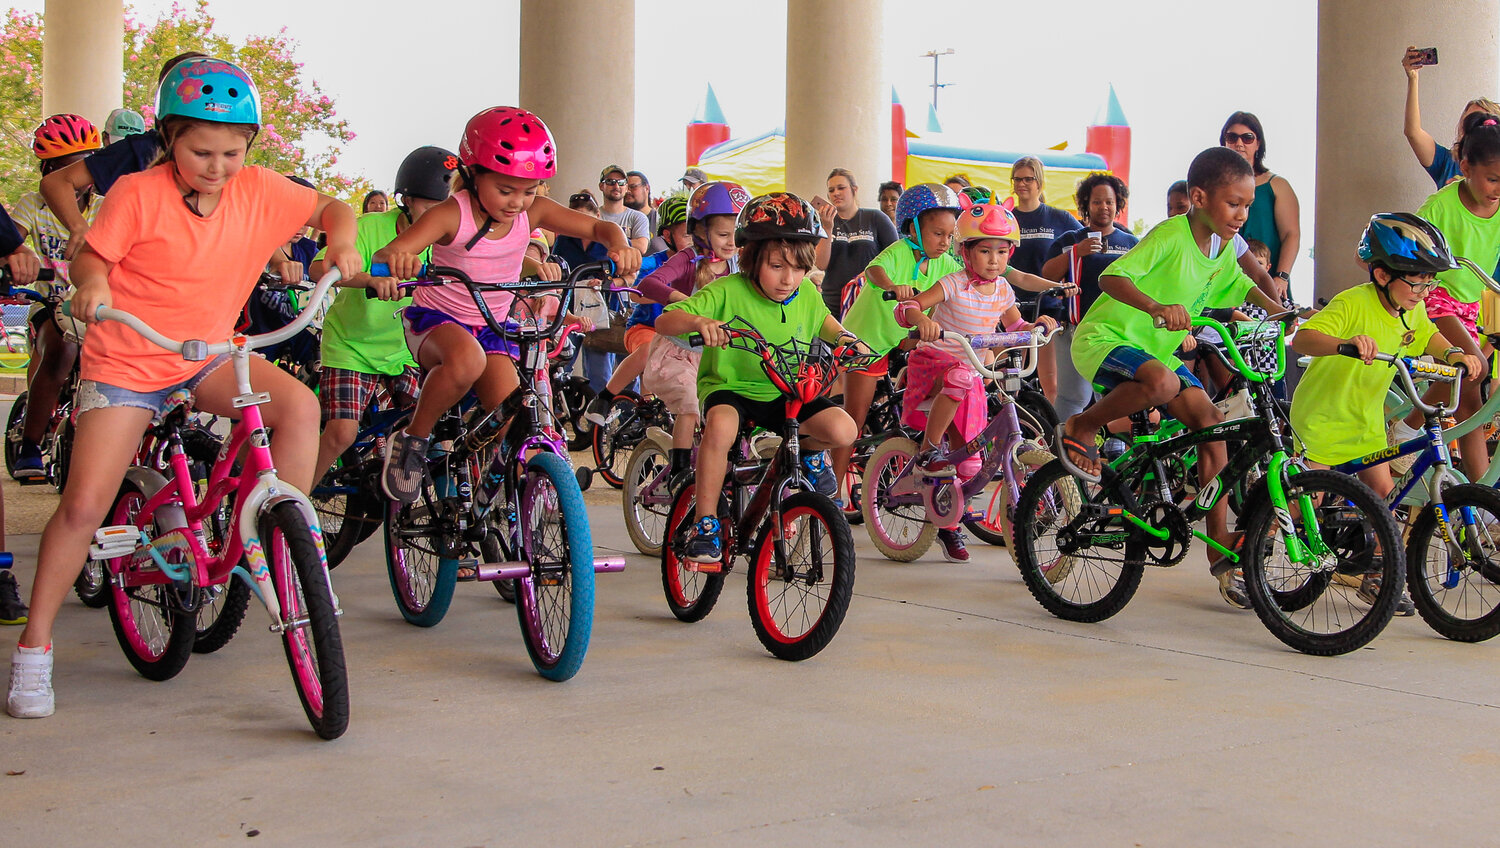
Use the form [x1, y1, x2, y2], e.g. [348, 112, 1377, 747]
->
[80, 271, 349, 739]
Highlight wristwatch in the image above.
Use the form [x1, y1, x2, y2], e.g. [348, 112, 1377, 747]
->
[1273, 271, 1291, 283]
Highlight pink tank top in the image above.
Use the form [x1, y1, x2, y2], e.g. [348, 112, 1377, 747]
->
[415, 190, 529, 324]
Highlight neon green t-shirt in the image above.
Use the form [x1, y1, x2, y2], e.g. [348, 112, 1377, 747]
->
[840, 239, 962, 355]
[1071, 215, 1254, 382]
[1289, 283, 1437, 465]
[314, 209, 423, 375]
[1417, 179, 1500, 304]
[663, 272, 832, 402]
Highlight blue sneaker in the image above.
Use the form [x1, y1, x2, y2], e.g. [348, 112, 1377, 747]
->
[12, 441, 44, 480]
[684, 515, 723, 568]
[801, 452, 837, 497]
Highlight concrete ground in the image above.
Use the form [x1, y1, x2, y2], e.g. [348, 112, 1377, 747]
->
[3, 434, 1500, 846]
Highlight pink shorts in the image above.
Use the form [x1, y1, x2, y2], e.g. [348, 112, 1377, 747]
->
[642, 335, 701, 416]
[1424, 286, 1481, 342]
[901, 346, 985, 480]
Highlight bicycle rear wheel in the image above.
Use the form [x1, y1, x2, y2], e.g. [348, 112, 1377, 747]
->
[747, 491, 856, 661]
[383, 463, 459, 627]
[660, 481, 728, 622]
[104, 478, 196, 681]
[1013, 459, 1146, 622]
[74, 559, 110, 608]
[263, 502, 349, 739]
[4, 390, 25, 479]
[591, 394, 640, 489]
[623, 439, 671, 556]
[1405, 483, 1500, 642]
[1241, 468, 1404, 656]
[861, 437, 936, 561]
[515, 451, 595, 681]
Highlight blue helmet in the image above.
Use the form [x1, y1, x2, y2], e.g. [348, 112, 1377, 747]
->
[155, 57, 261, 125]
[894, 183, 963, 236]
[1357, 212, 1457, 275]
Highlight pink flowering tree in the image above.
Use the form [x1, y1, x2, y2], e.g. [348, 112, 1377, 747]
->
[0, 1, 372, 207]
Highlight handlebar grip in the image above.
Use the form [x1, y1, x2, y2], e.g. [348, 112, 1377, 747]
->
[369, 262, 391, 278]
[1336, 343, 1360, 358]
[59, 299, 102, 321]
[34, 269, 56, 282]
[882, 290, 898, 301]
[1153, 315, 1167, 329]
[687, 333, 705, 348]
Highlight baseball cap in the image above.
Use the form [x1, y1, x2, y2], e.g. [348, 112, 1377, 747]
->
[599, 164, 626, 182]
[104, 107, 147, 138]
[681, 167, 707, 186]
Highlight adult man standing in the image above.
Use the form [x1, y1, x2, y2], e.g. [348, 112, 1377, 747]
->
[626, 170, 657, 233]
[680, 167, 707, 193]
[812, 168, 899, 317]
[599, 164, 649, 254]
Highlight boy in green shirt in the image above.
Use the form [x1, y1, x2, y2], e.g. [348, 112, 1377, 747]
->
[308, 147, 454, 479]
[656, 193, 867, 566]
[1061, 147, 1284, 605]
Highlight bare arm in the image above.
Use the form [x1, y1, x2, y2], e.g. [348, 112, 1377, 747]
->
[41, 160, 96, 259]
[310, 193, 361, 280]
[815, 235, 832, 270]
[1039, 250, 1070, 282]
[1270, 176, 1301, 277]
[1099, 273, 1185, 330]
[530, 196, 639, 275]
[1402, 45, 1439, 167]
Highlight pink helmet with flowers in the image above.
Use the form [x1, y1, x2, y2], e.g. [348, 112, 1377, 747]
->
[457, 107, 557, 179]
[956, 202, 1021, 246]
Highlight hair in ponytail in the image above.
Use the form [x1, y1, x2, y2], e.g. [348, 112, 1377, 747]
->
[1458, 110, 1500, 167]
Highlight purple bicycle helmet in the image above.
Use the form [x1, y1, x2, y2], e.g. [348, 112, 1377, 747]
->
[894, 183, 963, 237]
[688, 181, 751, 252]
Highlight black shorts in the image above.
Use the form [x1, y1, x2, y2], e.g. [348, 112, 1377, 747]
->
[702, 390, 837, 434]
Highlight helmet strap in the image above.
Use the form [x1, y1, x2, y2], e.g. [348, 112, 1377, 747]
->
[464, 214, 496, 251]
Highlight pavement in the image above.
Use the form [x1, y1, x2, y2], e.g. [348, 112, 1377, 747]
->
[3, 440, 1500, 846]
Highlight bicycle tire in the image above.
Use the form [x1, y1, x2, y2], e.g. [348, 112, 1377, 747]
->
[747, 491, 857, 661]
[313, 448, 382, 569]
[383, 460, 459, 627]
[1017, 388, 1059, 448]
[263, 502, 349, 739]
[966, 398, 1054, 548]
[622, 438, 671, 556]
[1241, 468, 1404, 656]
[104, 478, 196, 681]
[591, 394, 640, 489]
[1013, 459, 1147, 622]
[1405, 483, 1500, 642]
[861, 437, 936, 561]
[515, 451, 595, 681]
[192, 578, 252, 654]
[4, 391, 25, 479]
[660, 481, 728, 622]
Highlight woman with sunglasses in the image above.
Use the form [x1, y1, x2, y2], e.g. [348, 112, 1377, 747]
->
[1220, 112, 1300, 298]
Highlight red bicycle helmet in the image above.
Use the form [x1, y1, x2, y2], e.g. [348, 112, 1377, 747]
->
[33, 113, 101, 160]
[457, 107, 557, 179]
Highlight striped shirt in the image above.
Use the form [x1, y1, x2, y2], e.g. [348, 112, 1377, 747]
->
[922, 269, 1015, 359]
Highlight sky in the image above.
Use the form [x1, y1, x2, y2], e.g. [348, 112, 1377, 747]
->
[16, 0, 1323, 299]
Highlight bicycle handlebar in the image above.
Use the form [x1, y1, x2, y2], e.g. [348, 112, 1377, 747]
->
[1335, 344, 1463, 418]
[921, 325, 1060, 381]
[1154, 312, 1291, 382]
[66, 268, 344, 361]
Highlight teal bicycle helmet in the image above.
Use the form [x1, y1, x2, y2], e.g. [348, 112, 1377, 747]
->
[156, 57, 261, 125]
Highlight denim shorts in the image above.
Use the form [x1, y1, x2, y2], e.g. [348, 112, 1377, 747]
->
[75, 354, 232, 415]
[1091, 345, 1202, 394]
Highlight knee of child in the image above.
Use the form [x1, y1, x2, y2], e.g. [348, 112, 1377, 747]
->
[700, 409, 738, 448]
[817, 409, 858, 446]
[1143, 372, 1180, 407]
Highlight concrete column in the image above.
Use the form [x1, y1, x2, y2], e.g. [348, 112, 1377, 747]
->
[519, 0, 634, 199]
[1315, 0, 1498, 302]
[42, 0, 125, 124]
[785, 0, 886, 200]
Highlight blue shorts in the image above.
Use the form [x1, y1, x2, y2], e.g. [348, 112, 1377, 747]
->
[1091, 345, 1203, 395]
[75, 354, 233, 415]
[402, 305, 521, 361]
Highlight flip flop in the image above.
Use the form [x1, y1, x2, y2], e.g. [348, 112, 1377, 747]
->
[1208, 534, 1246, 577]
[1054, 423, 1102, 484]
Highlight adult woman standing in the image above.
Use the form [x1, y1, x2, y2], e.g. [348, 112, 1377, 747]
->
[1401, 45, 1500, 187]
[812, 168, 899, 317]
[1221, 111, 1299, 292]
[1008, 155, 1081, 400]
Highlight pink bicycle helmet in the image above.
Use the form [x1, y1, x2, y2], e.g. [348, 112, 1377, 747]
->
[457, 107, 557, 179]
[956, 203, 1021, 245]
[33, 114, 101, 160]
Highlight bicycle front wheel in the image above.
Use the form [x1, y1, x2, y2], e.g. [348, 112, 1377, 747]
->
[660, 481, 728, 622]
[1013, 460, 1146, 622]
[1242, 468, 1404, 656]
[383, 465, 459, 627]
[515, 451, 595, 680]
[1405, 483, 1500, 642]
[622, 438, 671, 556]
[263, 502, 349, 739]
[104, 478, 196, 681]
[747, 492, 856, 661]
[861, 437, 936, 561]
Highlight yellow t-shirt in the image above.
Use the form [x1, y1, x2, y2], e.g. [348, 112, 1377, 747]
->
[1290, 283, 1437, 465]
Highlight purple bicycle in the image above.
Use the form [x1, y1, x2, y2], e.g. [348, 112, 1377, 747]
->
[862, 326, 1059, 561]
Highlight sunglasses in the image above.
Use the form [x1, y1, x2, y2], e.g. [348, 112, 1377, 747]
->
[601, 178, 627, 186]
[1224, 132, 1258, 145]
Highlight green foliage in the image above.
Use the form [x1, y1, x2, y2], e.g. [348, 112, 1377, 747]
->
[0, 1, 371, 208]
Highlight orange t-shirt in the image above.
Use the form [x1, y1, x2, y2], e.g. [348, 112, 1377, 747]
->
[82, 164, 318, 391]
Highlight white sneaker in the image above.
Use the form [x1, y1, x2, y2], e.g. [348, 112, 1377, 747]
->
[8, 645, 54, 718]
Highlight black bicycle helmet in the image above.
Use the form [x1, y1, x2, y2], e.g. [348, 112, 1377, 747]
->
[734, 192, 824, 246]
[394, 145, 458, 203]
[1357, 212, 1459, 275]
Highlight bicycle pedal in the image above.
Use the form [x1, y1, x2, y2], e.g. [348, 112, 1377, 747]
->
[684, 560, 723, 574]
[455, 558, 480, 582]
[89, 525, 142, 561]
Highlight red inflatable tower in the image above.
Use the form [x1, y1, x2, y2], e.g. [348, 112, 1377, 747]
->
[1085, 84, 1131, 223]
[686, 84, 730, 166]
[891, 86, 908, 187]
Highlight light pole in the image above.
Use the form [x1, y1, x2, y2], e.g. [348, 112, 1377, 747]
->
[921, 48, 955, 111]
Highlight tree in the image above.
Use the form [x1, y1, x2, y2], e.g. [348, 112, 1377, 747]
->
[0, 1, 371, 208]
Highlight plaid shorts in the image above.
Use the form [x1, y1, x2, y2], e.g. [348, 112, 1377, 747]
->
[319, 365, 421, 421]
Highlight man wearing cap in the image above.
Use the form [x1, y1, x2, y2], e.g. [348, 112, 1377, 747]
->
[680, 167, 707, 192]
[598, 164, 649, 254]
[625, 169, 658, 236]
[102, 108, 147, 146]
